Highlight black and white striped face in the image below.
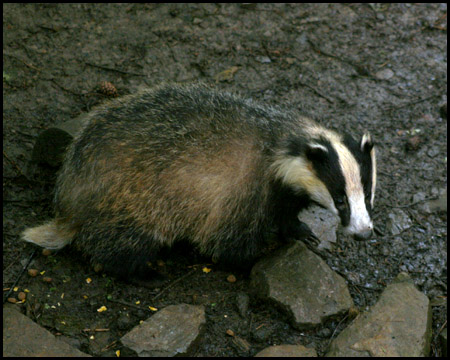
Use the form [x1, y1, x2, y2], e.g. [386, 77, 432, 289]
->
[275, 130, 376, 240]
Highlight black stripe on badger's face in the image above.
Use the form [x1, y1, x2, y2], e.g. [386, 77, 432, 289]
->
[302, 136, 351, 227]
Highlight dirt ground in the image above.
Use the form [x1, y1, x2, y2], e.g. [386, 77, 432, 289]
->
[3, 3, 447, 356]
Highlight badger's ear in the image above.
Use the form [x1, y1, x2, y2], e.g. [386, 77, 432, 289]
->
[361, 133, 374, 153]
[305, 142, 329, 162]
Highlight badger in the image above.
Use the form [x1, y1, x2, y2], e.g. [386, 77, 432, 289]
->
[22, 83, 376, 278]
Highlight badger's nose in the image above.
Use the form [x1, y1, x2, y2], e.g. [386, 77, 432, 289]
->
[354, 229, 373, 241]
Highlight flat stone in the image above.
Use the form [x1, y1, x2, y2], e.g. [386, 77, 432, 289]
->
[326, 272, 432, 357]
[3, 306, 90, 357]
[121, 304, 206, 357]
[251, 242, 353, 329]
[255, 344, 317, 357]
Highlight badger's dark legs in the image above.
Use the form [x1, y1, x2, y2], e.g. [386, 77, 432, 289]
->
[71, 222, 164, 282]
[272, 183, 322, 251]
[279, 217, 317, 242]
[272, 183, 315, 241]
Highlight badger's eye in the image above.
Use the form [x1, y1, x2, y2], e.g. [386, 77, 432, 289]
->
[335, 195, 347, 210]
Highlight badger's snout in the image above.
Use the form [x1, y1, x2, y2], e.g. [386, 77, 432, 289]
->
[353, 229, 373, 241]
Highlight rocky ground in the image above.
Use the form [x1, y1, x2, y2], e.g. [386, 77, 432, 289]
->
[3, 3, 447, 357]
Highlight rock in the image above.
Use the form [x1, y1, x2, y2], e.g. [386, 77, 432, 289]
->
[326, 272, 432, 357]
[250, 242, 353, 329]
[386, 209, 413, 235]
[255, 55, 271, 64]
[405, 135, 422, 151]
[255, 344, 317, 357]
[3, 306, 91, 357]
[298, 205, 339, 249]
[235, 292, 250, 318]
[375, 68, 394, 80]
[421, 188, 447, 214]
[426, 145, 440, 158]
[251, 325, 272, 342]
[412, 192, 427, 203]
[120, 304, 205, 357]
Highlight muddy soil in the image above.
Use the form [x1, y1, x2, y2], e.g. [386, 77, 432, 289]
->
[3, 3, 447, 356]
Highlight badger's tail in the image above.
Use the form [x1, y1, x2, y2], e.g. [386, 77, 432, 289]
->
[21, 220, 75, 250]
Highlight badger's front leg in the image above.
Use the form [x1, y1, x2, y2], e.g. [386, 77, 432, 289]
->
[279, 215, 317, 241]
[279, 216, 321, 250]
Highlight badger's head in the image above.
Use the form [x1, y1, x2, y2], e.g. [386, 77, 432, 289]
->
[274, 128, 376, 240]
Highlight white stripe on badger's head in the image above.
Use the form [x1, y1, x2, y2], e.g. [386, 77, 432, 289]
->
[333, 139, 373, 239]
[273, 127, 376, 240]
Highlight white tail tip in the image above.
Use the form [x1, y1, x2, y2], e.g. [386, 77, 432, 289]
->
[22, 221, 73, 250]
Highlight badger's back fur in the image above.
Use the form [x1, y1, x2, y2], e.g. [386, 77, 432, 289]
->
[22, 83, 376, 277]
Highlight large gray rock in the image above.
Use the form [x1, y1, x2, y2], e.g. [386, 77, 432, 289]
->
[255, 344, 317, 357]
[121, 304, 206, 357]
[251, 242, 353, 329]
[3, 306, 90, 357]
[326, 272, 432, 357]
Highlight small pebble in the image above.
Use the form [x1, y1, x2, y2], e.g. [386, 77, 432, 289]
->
[93, 263, 103, 273]
[28, 269, 39, 277]
[375, 68, 394, 80]
[42, 249, 52, 256]
[226, 329, 235, 337]
[406, 135, 422, 151]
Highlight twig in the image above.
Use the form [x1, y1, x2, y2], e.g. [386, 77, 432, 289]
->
[152, 268, 197, 301]
[384, 95, 439, 112]
[82, 328, 110, 332]
[3, 249, 37, 304]
[296, 79, 336, 104]
[307, 38, 371, 76]
[385, 196, 437, 209]
[3, 52, 41, 72]
[102, 340, 118, 352]
[3, 150, 28, 179]
[84, 61, 145, 77]
[49, 79, 88, 97]
[327, 313, 349, 347]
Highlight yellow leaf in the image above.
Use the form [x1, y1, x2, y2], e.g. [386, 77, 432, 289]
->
[214, 66, 239, 82]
